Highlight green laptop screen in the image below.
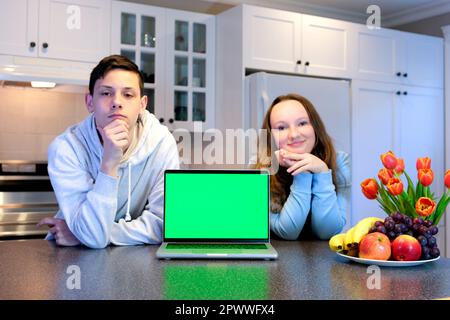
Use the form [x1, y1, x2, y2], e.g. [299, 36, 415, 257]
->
[164, 171, 269, 240]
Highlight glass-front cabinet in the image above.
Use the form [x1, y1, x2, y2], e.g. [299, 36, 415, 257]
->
[165, 9, 215, 131]
[111, 1, 165, 122]
[111, 1, 215, 131]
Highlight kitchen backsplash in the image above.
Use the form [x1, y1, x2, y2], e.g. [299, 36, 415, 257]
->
[0, 86, 88, 160]
[0, 85, 243, 167]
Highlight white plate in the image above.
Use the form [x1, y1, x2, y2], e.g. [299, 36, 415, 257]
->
[336, 252, 440, 267]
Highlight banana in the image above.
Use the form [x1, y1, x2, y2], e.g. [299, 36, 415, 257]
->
[351, 217, 384, 246]
[344, 226, 356, 249]
[329, 233, 346, 252]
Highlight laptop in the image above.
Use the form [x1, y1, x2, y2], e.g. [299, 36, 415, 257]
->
[156, 169, 278, 260]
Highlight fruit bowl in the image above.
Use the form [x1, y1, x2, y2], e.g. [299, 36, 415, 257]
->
[336, 252, 440, 267]
[329, 213, 442, 264]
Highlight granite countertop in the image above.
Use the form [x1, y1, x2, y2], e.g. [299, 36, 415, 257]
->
[0, 239, 449, 300]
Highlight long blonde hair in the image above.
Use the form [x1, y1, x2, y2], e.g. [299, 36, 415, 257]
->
[253, 94, 337, 212]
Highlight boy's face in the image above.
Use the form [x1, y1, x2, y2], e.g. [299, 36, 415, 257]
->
[86, 69, 147, 130]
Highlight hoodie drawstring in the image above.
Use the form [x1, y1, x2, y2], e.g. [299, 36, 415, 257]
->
[124, 162, 132, 222]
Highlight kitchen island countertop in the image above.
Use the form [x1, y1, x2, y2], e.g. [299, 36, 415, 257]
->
[1, 239, 449, 300]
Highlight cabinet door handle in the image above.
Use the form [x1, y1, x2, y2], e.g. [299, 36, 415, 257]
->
[42, 42, 49, 49]
[396, 72, 401, 76]
[396, 91, 401, 95]
[403, 91, 408, 95]
[296, 60, 302, 65]
[305, 61, 310, 66]
[403, 73, 408, 77]
[30, 42, 36, 48]
[168, 118, 174, 124]
[159, 118, 165, 123]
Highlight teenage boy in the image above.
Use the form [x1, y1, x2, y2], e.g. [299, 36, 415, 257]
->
[38, 55, 179, 248]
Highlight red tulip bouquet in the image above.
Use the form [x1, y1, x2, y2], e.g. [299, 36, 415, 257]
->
[361, 151, 450, 225]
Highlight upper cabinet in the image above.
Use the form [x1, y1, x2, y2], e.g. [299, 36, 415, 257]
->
[164, 9, 215, 131]
[243, 5, 354, 79]
[0, 0, 111, 63]
[111, 1, 166, 128]
[355, 25, 443, 88]
[111, 1, 215, 131]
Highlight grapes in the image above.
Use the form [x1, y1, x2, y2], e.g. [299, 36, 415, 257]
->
[427, 236, 437, 247]
[374, 221, 383, 227]
[412, 223, 421, 233]
[394, 224, 403, 234]
[392, 212, 403, 222]
[384, 220, 395, 231]
[385, 216, 394, 224]
[417, 235, 427, 246]
[423, 254, 432, 260]
[424, 220, 432, 228]
[376, 226, 387, 234]
[424, 230, 432, 239]
[404, 217, 413, 228]
[418, 226, 428, 235]
[430, 247, 440, 258]
[429, 226, 438, 235]
[387, 231, 396, 240]
[400, 224, 409, 233]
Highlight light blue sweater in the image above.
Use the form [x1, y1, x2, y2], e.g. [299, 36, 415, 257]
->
[270, 151, 350, 240]
[46, 110, 180, 248]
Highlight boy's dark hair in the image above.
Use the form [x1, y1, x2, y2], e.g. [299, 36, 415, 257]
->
[89, 55, 144, 96]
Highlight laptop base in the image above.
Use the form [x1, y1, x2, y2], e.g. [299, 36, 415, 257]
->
[156, 243, 278, 260]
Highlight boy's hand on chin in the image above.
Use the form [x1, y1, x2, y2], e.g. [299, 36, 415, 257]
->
[98, 119, 130, 176]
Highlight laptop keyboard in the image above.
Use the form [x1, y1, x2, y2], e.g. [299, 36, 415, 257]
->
[166, 243, 268, 250]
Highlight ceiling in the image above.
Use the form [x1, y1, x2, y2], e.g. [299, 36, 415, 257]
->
[205, 0, 450, 26]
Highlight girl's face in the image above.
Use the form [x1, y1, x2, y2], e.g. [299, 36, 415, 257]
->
[269, 99, 316, 154]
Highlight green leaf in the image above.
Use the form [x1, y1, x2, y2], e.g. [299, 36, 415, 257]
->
[387, 191, 404, 213]
[416, 181, 423, 200]
[378, 184, 397, 213]
[404, 171, 416, 203]
[433, 193, 450, 225]
[402, 195, 417, 218]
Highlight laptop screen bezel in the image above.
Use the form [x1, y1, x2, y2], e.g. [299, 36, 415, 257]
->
[163, 169, 271, 243]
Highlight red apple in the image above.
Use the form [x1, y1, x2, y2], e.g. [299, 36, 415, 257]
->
[391, 235, 422, 261]
[359, 232, 391, 260]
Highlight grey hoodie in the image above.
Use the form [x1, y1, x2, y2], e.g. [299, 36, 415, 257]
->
[46, 110, 180, 248]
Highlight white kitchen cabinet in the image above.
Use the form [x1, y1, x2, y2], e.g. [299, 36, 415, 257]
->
[0, 0, 39, 57]
[243, 6, 301, 73]
[111, 1, 166, 126]
[401, 33, 444, 88]
[351, 80, 444, 225]
[300, 14, 355, 78]
[111, 1, 215, 131]
[164, 9, 215, 131]
[355, 27, 402, 84]
[243, 5, 354, 78]
[0, 0, 111, 63]
[355, 26, 443, 88]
